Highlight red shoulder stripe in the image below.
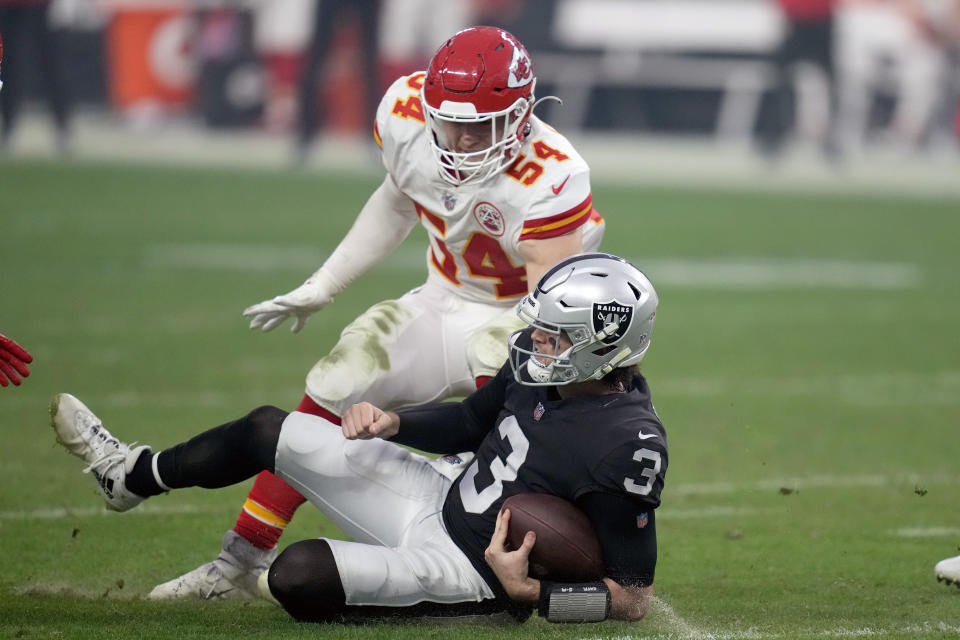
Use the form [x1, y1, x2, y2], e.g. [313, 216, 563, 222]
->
[519, 194, 593, 240]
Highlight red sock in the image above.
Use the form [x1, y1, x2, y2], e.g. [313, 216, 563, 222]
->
[233, 472, 306, 549]
[232, 395, 341, 549]
[295, 394, 341, 419]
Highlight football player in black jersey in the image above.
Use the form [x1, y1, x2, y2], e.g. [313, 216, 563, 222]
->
[51, 253, 666, 623]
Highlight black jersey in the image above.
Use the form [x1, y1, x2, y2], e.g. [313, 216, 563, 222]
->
[392, 331, 668, 598]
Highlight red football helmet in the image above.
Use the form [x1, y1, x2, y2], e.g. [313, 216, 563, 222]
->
[422, 26, 537, 186]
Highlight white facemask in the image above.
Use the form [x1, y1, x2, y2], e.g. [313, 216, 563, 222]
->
[524, 344, 577, 384]
[526, 355, 556, 383]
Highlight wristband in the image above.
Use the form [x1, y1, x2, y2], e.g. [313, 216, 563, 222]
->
[538, 580, 610, 623]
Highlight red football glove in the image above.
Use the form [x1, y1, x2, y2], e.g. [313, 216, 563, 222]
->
[0, 334, 33, 387]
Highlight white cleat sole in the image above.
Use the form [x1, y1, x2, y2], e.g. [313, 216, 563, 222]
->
[50, 393, 101, 460]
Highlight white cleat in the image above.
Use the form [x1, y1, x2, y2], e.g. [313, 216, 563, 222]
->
[149, 531, 278, 600]
[50, 393, 149, 512]
[935, 554, 960, 588]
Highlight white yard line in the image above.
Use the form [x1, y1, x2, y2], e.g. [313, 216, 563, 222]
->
[639, 258, 922, 290]
[647, 597, 719, 640]
[142, 243, 329, 272]
[669, 472, 959, 498]
[0, 503, 235, 521]
[657, 370, 960, 408]
[656, 506, 777, 521]
[143, 245, 924, 291]
[889, 526, 960, 538]
[142, 243, 425, 272]
[576, 621, 960, 639]
[10, 471, 956, 522]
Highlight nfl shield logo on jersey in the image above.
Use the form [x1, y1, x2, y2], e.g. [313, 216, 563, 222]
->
[533, 401, 545, 421]
[592, 301, 633, 344]
[443, 192, 457, 211]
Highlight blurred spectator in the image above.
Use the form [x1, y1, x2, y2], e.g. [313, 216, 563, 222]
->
[473, 0, 558, 52]
[835, 0, 960, 152]
[378, 0, 475, 80]
[0, 0, 71, 151]
[195, 8, 265, 129]
[295, 0, 380, 163]
[895, 0, 960, 149]
[758, 0, 840, 158]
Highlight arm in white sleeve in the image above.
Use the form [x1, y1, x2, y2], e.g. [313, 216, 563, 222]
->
[310, 174, 419, 296]
[243, 175, 420, 333]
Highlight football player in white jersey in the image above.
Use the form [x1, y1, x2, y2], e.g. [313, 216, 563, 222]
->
[148, 26, 606, 600]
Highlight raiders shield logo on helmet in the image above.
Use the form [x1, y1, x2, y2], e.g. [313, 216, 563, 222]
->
[592, 301, 633, 344]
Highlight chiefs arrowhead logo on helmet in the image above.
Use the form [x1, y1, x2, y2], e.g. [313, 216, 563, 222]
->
[421, 26, 539, 186]
[508, 44, 534, 89]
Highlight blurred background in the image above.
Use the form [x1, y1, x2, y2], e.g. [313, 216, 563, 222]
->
[1, 0, 958, 194]
[2, 5, 959, 634]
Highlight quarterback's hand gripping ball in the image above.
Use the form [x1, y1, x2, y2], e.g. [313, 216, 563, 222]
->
[501, 493, 604, 582]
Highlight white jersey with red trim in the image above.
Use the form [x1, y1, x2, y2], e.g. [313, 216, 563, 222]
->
[374, 72, 605, 306]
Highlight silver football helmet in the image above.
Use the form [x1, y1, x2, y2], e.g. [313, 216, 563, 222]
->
[509, 253, 658, 386]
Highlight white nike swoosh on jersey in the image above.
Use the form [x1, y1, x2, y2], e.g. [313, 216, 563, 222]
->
[637, 431, 658, 440]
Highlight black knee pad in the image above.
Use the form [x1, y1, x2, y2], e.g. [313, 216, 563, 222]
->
[268, 539, 346, 622]
[245, 405, 287, 453]
[157, 405, 288, 489]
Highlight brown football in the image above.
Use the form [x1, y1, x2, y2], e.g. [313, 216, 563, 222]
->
[501, 493, 604, 582]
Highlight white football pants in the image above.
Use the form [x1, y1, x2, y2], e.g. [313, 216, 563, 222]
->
[304, 281, 521, 416]
[274, 411, 494, 606]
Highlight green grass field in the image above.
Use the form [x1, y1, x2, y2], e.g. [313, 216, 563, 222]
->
[1, 157, 958, 639]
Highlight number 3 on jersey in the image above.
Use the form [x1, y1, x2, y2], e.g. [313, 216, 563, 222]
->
[460, 417, 663, 513]
[624, 448, 661, 496]
[460, 417, 529, 514]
